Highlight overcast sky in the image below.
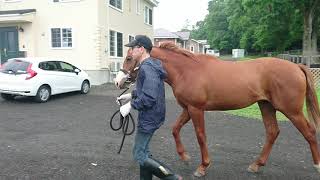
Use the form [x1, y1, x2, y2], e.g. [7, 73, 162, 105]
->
[154, 0, 210, 32]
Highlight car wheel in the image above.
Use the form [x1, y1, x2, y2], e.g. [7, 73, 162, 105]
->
[1, 93, 15, 101]
[80, 80, 90, 94]
[35, 85, 51, 103]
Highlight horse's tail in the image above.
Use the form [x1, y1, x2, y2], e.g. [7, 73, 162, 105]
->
[299, 64, 320, 131]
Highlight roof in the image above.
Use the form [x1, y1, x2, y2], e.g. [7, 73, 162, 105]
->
[187, 39, 209, 46]
[154, 28, 180, 38]
[0, 9, 36, 15]
[174, 31, 190, 41]
[145, 0, 159, 6]
[197, 40, 208, 44]
[154, 28, 208, 46]
[154, 28, 191, 40]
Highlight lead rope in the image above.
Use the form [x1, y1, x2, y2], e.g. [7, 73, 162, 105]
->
[109, 88, 136, 154]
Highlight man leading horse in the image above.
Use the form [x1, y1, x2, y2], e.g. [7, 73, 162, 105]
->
[116, 35, 182, 180]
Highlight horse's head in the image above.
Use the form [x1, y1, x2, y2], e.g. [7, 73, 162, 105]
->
[114, 49, 140, 89]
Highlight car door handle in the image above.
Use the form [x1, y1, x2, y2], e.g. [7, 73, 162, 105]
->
[3, 48, 7, 57]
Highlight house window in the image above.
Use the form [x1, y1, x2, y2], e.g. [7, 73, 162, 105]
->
[136, 0, 140, 14]
[109, 0, 122, 10]
[109, 30, 123, 57]
[190, 46, 194, 52]
[51, 28, 73, 48]
[129, 35, 135, 43]
[144, 6, 153, 25]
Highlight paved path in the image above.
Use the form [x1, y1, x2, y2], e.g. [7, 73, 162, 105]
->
[0, 84, 319, 180]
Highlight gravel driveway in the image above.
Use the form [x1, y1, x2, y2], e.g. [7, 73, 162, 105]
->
[0, 84, 319, 180]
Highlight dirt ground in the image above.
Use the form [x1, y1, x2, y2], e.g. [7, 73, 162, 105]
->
[0, 84, 319, 180]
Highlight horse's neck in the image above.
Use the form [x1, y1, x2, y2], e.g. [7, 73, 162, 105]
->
[151, 48, 188, 87]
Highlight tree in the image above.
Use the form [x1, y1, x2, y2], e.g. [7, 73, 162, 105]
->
[181, 19, 192, 32]
[205, 0, 238, 52]
[299, 0, 320, 55]
[199, 0, 319, 54]
[190, 21, 208, 40]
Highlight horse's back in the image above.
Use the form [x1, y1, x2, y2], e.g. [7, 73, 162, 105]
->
[191, 56, 306, 110]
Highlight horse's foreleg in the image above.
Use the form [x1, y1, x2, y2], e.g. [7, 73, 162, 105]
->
[248, 101, 279, 173]
[188, 106, 211, 177]
[172, 108, 191, 161]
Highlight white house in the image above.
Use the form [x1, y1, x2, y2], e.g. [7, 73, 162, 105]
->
[154, 28, 207, 54]
[0, 0, 158, 85]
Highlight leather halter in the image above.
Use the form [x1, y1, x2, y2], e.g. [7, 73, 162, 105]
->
[120, 56, 140, 82]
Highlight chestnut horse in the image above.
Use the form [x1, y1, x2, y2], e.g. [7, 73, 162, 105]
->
[114, 42, 320, 177]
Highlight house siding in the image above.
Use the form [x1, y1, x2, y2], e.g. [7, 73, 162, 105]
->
[186, 40, 200, 53]
[0, 0, 156, 85]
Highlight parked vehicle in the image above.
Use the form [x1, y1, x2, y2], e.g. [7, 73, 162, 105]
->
[206, 49, 220, 57]
[0, 58, 91, 103]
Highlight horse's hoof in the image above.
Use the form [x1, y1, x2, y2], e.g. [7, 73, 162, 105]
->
[313, 164, 320, 173]
[193, 170, 205, 177]
[247, 163, 259, 173]
[193, 162, 212, 177]
[181, 153, 191, 161]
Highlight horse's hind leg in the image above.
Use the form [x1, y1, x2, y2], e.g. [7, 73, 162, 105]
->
[172, 108, 191, 161]
[285, 112, 320, 172]
[248, 101, 280, 173]
[188, 106, 211, 177]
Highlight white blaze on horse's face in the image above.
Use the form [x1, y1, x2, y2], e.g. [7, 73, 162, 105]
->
[114, 71, 128, 89]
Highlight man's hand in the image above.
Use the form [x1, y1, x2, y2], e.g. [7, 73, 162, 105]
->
[116, 93, 132, 105]
[120, 102, 131, 117]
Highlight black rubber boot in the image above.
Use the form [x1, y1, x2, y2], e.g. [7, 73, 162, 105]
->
[143, 158, 181, 180]
[140, 165, 153, 180]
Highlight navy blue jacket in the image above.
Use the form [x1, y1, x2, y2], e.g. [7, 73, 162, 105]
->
[131, 57, 167, 134]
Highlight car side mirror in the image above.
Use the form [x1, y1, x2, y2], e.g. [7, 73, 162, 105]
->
[74, 69, 80, 75]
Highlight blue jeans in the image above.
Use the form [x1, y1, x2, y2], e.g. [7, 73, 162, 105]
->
[133, 130, 154, 166]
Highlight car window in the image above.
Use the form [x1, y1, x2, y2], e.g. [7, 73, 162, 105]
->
[58, 62, 76, 72]
[0, 59, 30, 74]
[39, 61, 59, 71]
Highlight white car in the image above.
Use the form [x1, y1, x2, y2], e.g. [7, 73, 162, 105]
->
[0, 58, 91, 103]
[206, 49, 220, 57]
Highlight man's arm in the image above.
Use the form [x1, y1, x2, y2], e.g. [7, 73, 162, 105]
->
[131, 65, 160, 110]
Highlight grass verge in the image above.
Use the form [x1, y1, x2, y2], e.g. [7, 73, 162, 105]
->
[226, 89, 320, 121]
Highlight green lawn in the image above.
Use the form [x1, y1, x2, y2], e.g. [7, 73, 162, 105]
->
[226, 89, 320, 121]
[219, 55, 264, 61]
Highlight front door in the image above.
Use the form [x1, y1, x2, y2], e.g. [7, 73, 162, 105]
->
[0, 27, 19, 64]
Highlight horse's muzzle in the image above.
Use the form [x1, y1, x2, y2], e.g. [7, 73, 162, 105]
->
[114, 71, 129, 89]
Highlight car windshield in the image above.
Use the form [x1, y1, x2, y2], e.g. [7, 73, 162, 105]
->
[0, 59, 30, 74]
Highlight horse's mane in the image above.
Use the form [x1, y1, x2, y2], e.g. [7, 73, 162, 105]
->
[159, 42, 198, 61]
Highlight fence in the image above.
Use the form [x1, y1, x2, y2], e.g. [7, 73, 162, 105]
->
[310, 68, 320, 88]
[278, 54, 320, 67]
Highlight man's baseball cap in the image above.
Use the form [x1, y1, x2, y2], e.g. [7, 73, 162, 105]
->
[124, 35, 153, 51]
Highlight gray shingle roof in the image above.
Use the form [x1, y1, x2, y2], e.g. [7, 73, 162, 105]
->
[0, 9, 36, 15]
[154, 28, 180, 38]
[154, 28, 191, 41]
[174, 31, 190, 40]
